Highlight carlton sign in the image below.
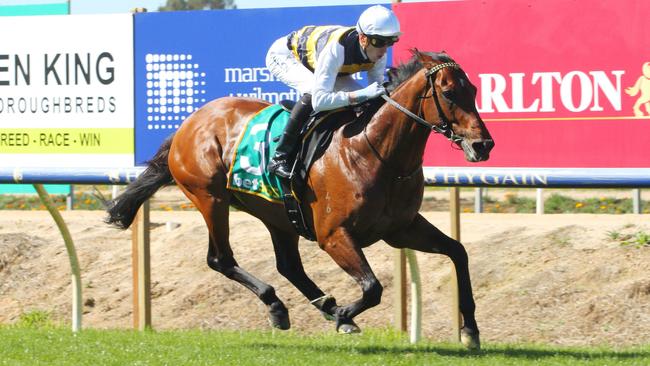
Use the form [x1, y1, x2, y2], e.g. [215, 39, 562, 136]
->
[394, 0, 649, 169]
[477, 69, 626, 114]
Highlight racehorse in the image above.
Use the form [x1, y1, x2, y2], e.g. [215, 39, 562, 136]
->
[106, 49, 494, 350]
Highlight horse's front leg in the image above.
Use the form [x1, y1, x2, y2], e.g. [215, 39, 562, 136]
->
[320, 228, 383, 334]
[384, 213, 480, 350]
[265, 225, 338, 321]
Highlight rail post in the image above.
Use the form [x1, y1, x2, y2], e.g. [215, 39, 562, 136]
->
[33, 184, 82, 332]
[131, 200, 152, 331]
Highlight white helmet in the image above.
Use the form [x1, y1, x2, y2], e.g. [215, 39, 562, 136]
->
[356, 5, 402, 38]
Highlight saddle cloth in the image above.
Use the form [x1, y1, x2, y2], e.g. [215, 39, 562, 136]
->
[226, 104, 288, 202]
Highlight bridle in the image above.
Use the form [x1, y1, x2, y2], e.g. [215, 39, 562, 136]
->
[363, 61, 467, 180]
[381, 62, 464, 144]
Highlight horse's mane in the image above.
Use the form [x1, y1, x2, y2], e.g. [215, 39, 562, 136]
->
[385, 50, 455, 93]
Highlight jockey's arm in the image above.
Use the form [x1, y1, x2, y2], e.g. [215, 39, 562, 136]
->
[312, 42, 388, 113]
[311, 42, 349, 113]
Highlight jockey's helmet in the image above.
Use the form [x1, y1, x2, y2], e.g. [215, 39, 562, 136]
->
[356, 5, 402, 39]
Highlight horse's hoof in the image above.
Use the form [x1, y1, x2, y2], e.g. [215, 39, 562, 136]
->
[337, 323, 361, 334]
[268, 302, 290, 330]
[310, 295, 337, 321]
[460, 327, 480, 351]
[336, 318, 361, 334]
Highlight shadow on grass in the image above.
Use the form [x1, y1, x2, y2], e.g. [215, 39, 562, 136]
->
[249, 341, 650, 360]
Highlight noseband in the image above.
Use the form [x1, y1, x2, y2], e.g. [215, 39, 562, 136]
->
[381, 62, 464, 144]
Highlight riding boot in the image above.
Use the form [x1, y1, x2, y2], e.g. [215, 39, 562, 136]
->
[268, 93, 313, 178]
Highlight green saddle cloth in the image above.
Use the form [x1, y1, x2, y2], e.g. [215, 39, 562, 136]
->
[226, 104, 289, 202]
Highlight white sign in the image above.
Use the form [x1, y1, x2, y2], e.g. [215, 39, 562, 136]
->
[0, 14, 134, 167]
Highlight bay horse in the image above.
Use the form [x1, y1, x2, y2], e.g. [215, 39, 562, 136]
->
[107, 50, 494, 349]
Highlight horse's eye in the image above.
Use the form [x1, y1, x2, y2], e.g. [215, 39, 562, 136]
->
[442, 89, 455, 101]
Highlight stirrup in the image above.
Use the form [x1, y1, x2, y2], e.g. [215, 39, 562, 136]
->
[269, 159, 292, 178]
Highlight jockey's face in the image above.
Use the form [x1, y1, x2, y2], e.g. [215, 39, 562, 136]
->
[359, 33, 390, 63]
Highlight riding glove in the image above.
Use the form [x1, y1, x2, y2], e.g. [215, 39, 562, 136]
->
[349, 82, 386, 105]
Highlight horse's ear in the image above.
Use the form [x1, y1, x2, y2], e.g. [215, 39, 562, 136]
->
[412, 48, 434, 67]
[410, 47, 426, 60]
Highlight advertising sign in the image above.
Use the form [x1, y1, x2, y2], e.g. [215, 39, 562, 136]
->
[133, 6, 376, 164]
[0, 14, 134, 168]
[1, 3, 70, 194]
[393, 0, 650, 168]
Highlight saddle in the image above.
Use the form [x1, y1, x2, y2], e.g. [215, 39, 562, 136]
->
[276, 99, 383, 241]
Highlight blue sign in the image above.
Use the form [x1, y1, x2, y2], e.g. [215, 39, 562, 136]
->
[134, 5, 378, 164]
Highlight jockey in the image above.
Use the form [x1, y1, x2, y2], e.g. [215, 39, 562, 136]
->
[265, 5, 401, 178]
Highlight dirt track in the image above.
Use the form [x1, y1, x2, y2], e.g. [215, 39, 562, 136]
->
[1, 204, 649, 346]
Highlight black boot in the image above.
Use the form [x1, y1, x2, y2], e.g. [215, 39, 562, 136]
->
[268, 94, 313, 178]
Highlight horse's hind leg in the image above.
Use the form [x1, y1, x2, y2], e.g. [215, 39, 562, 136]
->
[384, 213, 480, 350]
[265, 225, 337, 321]
[181, 186, 290, 330]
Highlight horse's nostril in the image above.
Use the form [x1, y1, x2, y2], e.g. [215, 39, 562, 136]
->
[472, 139, 494, 154]
[484, 139, 495, 151]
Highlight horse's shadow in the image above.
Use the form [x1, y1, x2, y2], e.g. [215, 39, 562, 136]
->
[249, 341, 649, 360]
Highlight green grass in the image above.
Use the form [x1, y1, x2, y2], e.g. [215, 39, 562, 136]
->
[1, 186, 648, 214]
[0, 189, 196, 211]
[0, 192, 105, 210]
[420, 188, 650, 214]
[614, 231, 650, 248]
[0, 326, 648, 366]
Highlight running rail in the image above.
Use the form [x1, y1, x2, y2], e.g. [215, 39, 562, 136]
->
[1, 167, 649, 187]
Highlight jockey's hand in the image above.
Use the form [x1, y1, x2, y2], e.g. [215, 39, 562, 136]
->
[349, 82, 386, 105]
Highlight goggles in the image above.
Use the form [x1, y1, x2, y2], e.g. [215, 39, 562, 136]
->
[367, 34, 399, 48]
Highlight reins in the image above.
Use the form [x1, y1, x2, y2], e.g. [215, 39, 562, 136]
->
[381, 62, 464, 144]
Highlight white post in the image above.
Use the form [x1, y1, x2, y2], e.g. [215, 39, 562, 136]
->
[633, 189, 641, 214]
[71, 273, 81, 331]
[405, 249, 421, 343]
[474, 187, 483, 213]
[66, 185, 74, 211]
[536, 188, 544, 215]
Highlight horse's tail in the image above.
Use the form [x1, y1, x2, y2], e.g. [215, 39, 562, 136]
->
[105, 134, 175, 229]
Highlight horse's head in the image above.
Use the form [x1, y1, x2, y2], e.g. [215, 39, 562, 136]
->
[389, 50, 494, 162]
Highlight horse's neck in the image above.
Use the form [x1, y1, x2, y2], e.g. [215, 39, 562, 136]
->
[364, 75, 431, 173]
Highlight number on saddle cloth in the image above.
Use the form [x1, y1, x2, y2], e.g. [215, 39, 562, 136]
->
[225, 104, 290, 203]
[224, 101, 328, 202]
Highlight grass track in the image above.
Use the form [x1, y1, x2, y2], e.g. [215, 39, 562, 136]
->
[1, 327, 649, 365]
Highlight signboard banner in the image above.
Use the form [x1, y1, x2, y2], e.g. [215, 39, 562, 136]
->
[0, 14, 134, 168]
[393, 0, 650, 168]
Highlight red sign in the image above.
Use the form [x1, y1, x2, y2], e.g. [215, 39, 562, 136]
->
[393, 0, 650, 168]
